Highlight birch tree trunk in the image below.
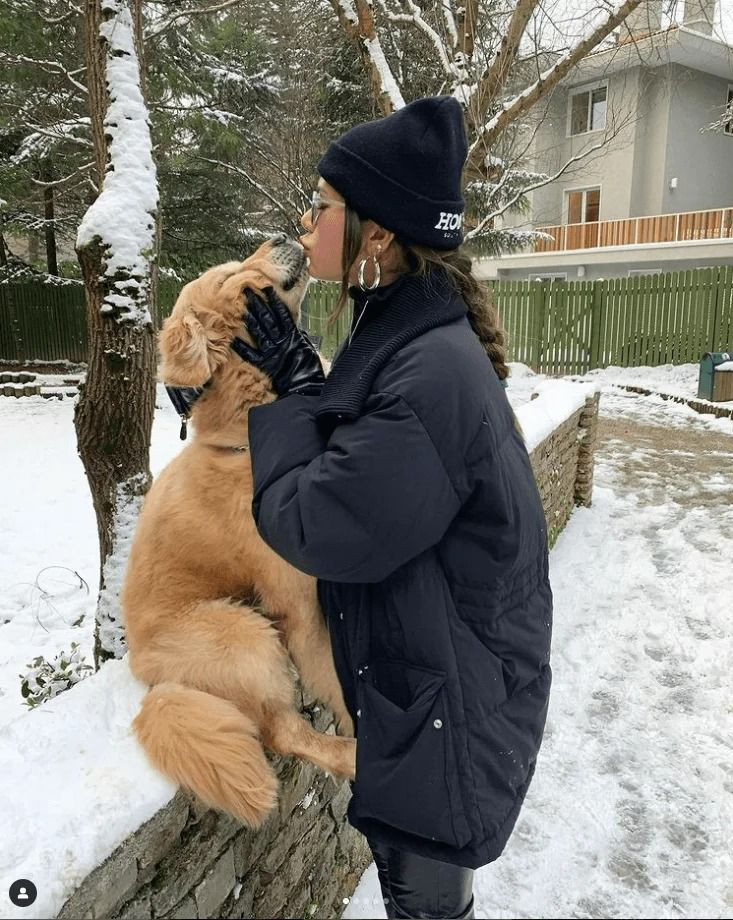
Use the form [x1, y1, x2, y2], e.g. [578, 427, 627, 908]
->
[75, 0, 158, 667]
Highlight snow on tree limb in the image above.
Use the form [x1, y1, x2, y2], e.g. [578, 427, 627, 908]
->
[465, 135, 610, 240]
[363, 35, 405, 110]
[467, 0, 644, 172]
[400, 1, 454, 79]
[0, 51, 88, 95]
[145, 0, 244, 42]
[441, 0, 458, 49]
[11, 120, 92, 162]
[330, 0, 405, 112]
[76, 0, 157, 326]
[471, 0, 541, 111]
[337, 0, 359, 26]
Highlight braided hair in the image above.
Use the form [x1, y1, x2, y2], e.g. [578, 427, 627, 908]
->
[328, 203, 509, 382]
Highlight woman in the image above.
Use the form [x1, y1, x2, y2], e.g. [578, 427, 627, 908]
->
[239, 96, 553, 920]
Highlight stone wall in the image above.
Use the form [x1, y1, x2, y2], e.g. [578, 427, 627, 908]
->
[528, 391, 600, 544]
[54, 388, 601, 920]
[57, 691, 369, 920]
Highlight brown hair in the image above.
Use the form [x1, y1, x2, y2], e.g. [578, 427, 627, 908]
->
[328, 204, 509, 381]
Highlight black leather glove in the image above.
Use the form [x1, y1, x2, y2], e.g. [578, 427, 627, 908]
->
[232, 286, 325, 397]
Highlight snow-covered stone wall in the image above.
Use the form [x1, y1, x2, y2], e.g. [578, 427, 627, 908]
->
[55, 682, 368, 920]
[525, 390, 601, 543]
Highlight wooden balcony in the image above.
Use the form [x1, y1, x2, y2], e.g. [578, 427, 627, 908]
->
[535, 207, 733, 253]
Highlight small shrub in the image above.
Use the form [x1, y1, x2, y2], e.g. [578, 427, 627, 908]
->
[19, 642, 94, 709]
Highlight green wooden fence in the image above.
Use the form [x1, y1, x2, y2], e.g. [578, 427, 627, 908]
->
[2, 266, 732, 373]
[0, 282, 88, 364]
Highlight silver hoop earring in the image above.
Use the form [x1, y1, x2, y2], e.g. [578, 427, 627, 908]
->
[358, 255, 381, 291]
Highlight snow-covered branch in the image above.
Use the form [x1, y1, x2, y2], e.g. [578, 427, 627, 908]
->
[29, 161, 95, 188]
[467, 0, 644, 172]
[705, 103, 733, 134]
[402, 1, 454, 79]
[0, 52, 87, 95]
[37, 7, 78, 25]
[441, 0, 458, 50]
[145, 0, 243, 41]
[329, 0, 405, 112]
[11, 120, 93, 162]
[471, 0, 541, 111]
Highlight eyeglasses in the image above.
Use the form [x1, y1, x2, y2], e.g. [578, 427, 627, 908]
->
[310, 190, 345, 227]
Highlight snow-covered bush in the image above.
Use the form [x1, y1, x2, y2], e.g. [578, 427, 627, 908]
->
[20, 642, 94, 709]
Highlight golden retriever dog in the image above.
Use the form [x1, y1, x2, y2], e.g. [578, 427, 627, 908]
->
[122, 233, 355, 828]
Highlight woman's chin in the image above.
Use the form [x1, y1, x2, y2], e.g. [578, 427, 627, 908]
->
[307, 263, 337, 283]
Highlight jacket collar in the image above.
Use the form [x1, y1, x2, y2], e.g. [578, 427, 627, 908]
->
[316, 267, 467, 428]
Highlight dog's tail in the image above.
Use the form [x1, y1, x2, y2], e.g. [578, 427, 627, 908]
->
[133, 682, 278, 826]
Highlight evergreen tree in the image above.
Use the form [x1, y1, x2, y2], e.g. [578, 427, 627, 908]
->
[0, 0, 90, 277]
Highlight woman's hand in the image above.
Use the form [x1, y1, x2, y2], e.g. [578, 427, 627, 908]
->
[232, 286, 326, 397]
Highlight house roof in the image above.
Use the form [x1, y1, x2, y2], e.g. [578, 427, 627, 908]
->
[564, 24, 733, 87]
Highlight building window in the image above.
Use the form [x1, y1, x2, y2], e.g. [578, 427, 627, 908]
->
[534, 273, 568, 282]
[566, 187, 601, 224]
[628, 268, 661, 277]
[726, 85, 733, 135]
[569, 84, 607, 136]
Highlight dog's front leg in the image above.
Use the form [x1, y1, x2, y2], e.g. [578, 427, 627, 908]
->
[284, 605, 354, 739]
[256, 565, 354, 738]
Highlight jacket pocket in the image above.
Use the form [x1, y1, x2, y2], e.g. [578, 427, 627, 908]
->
[353, 658, 471, 849]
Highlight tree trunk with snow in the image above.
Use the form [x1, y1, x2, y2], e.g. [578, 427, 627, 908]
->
[75, 0, 158, 667]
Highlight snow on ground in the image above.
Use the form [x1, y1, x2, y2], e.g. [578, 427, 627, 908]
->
[509, 361, 733, 436]
[0, 660, 175, 920]
[573, 362, 702, 401]
[0, 386, 184, 729]
[1, 366, 732, 919]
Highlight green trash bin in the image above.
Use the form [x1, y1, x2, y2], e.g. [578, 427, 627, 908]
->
[698, 351, 733, 401]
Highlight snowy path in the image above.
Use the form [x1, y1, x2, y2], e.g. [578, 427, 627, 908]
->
[345, 391, 733, 920]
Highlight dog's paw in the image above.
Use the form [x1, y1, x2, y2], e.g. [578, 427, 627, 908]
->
[336, 737, 357, 782]
[335, 713, 355, 739]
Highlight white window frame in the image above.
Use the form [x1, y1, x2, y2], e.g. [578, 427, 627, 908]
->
[564, 184, 602, 225]
[567, 80, 608, 138]
[534, 272, 568, 282]
[725, 85, 733, 136]
[628, 268, 662, 277]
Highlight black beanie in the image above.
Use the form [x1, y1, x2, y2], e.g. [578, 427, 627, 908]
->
[317, 95, 468, 250]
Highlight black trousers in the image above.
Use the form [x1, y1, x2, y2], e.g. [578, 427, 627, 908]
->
[367, 837, 475, 919]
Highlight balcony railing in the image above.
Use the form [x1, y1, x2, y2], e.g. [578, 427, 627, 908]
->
[534, 206, 733, 253]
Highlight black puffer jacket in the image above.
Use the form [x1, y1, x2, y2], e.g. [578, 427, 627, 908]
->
[248, 268, 553, 869]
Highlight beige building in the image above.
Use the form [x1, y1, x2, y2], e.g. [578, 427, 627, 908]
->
[475, 2, 733, 281]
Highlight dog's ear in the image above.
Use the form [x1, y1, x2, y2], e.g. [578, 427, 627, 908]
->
[157, 308, 231, 386]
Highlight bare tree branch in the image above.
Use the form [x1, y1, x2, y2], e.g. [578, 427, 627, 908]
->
[472, 0, 542, 111]
[466, 135, 610, 240]
[466, 0, 644, 175]
[194, 155, 295, 220]
[29, 161, 95, 188]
